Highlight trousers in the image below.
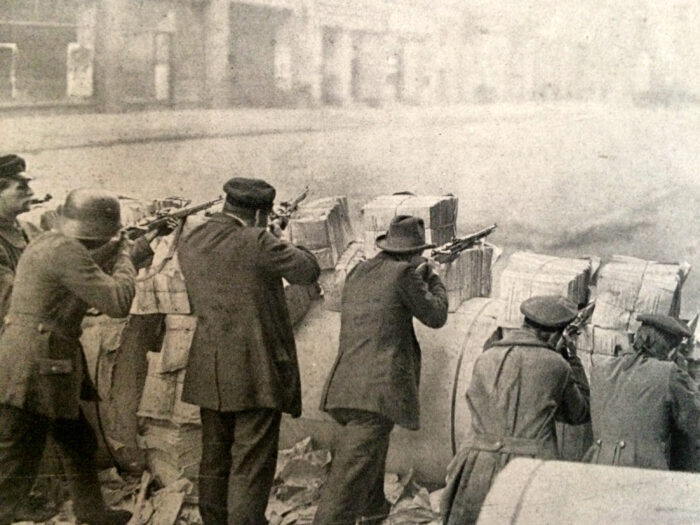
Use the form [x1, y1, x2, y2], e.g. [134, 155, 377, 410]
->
[0, 404, 105, 525]
[198, 408, 282, 525]
[312, 409, 394, 525]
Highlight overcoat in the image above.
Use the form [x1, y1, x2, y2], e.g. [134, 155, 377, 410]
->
[177, 213, 320, 416]
[320, 252, 448, 430]
[441, 328, 590, 525]
[0, 232, 138, 419]
[584, 351, 700, 469]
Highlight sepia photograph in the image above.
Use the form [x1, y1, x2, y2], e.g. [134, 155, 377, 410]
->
[1, 1, 700, 524]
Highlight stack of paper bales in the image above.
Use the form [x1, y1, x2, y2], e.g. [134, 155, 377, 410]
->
[437, 243, 497, 313]
[361, 194, 458, 258]
[498, 251, 596, 327]
[584, 255, 691, 356]
[288, 196, 354, 270]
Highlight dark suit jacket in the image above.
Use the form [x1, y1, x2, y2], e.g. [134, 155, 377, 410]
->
[177, 213, 320, 416]
[320, 251, 448, 430]
[0, 232, 138, 419]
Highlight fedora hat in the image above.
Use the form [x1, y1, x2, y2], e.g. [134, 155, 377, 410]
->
[375, 215, 435, 254]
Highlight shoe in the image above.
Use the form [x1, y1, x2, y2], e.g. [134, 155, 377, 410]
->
[77, 509, 132, 525]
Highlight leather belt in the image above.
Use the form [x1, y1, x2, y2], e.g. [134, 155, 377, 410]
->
[468, 433, 555, 457]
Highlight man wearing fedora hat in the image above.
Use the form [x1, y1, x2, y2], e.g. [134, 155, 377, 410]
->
[314, 215, 448, 525]
[583, 314, 700, 470]
[0, 188, 164, 525]
[441, 295, 590, 525]
[177, 177, 320, 525]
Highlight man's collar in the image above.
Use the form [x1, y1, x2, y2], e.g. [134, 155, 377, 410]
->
[221, 211, 248, 227]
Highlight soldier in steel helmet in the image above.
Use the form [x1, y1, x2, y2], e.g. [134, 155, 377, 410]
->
[441, 295, 590, 525]
[584, 314, 700, 470]
[313, 215, 448, 525]
[0, 188, 173, 525]
[177, 177, 320, 525]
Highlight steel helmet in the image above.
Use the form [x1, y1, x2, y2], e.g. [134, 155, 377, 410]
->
[56, 188, 122, 240]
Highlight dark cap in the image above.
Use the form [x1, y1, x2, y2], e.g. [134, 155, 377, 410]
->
[375, 215, 435, 254]
[0, 154, 30, 182]
[521, 295, 578, 329]
[223, 177, 276, 210]
[637, 314, 692, 339]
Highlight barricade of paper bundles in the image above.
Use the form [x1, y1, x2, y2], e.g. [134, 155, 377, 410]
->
[78, 191, 692, 500]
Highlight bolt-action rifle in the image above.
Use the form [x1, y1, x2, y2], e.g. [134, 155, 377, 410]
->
[556, 301, 596, 359]
[669, 313, 699, 373]
[270, 186, 309, 230]
[124, 196, 224, 240]
[431, 223, 497, 264]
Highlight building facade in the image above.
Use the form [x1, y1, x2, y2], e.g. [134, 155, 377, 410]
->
[0, 0, 466, 111]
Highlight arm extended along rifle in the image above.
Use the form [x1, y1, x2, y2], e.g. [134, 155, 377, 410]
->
[431, 223, 497, 264]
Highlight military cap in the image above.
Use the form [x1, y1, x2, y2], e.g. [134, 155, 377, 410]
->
[637, 313, 692, 339]
[520, 295, 578, 329]
[0, 154, 30, 181]
[223, 177, 276, 209]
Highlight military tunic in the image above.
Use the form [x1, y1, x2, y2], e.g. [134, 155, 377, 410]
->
[0, 231, 142, 525]
[0, 217, 40, 320]
[441, 329, 590, 525]
[584, 351, 700, 469]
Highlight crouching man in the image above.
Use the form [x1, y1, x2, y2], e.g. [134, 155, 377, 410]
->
[441, 295, 590, 525]
[584, 314, 700, 470]
[313, 215, 448, 525]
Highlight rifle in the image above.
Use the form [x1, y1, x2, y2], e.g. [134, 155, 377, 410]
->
[431, 224, 497, 264]
[124, 196, 223, 240]
[670, 313, 699, 373]
[270, 186, 309, 230]
[556, 301, 596, 359]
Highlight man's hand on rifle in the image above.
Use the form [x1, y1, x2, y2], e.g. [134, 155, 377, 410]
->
[415, 259, 439, 281]
[144, 217, 181, 243]
[269, 218, 284, 239]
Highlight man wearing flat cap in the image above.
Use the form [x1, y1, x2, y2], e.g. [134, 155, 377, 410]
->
[0, 154, 42, 320]
[441, 295, 590, 525]
[313, 215, 448, 525]
[584, 313, 700, 470]
[177, 177, 320, 525]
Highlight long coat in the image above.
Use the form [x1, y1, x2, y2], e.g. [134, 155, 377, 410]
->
[0, 217, 41, 320]
[177, 213, 320, 416]
[441, 328, 590, 525]
[320, 252, 448, 430]
[584, 351, 700, 469]
[0, 232, 138, 420]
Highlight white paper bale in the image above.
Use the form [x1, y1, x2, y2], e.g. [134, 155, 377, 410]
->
[362, 194, 458, 258]
[498, 251, 594, 327]
[288, 196, 355, 270]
